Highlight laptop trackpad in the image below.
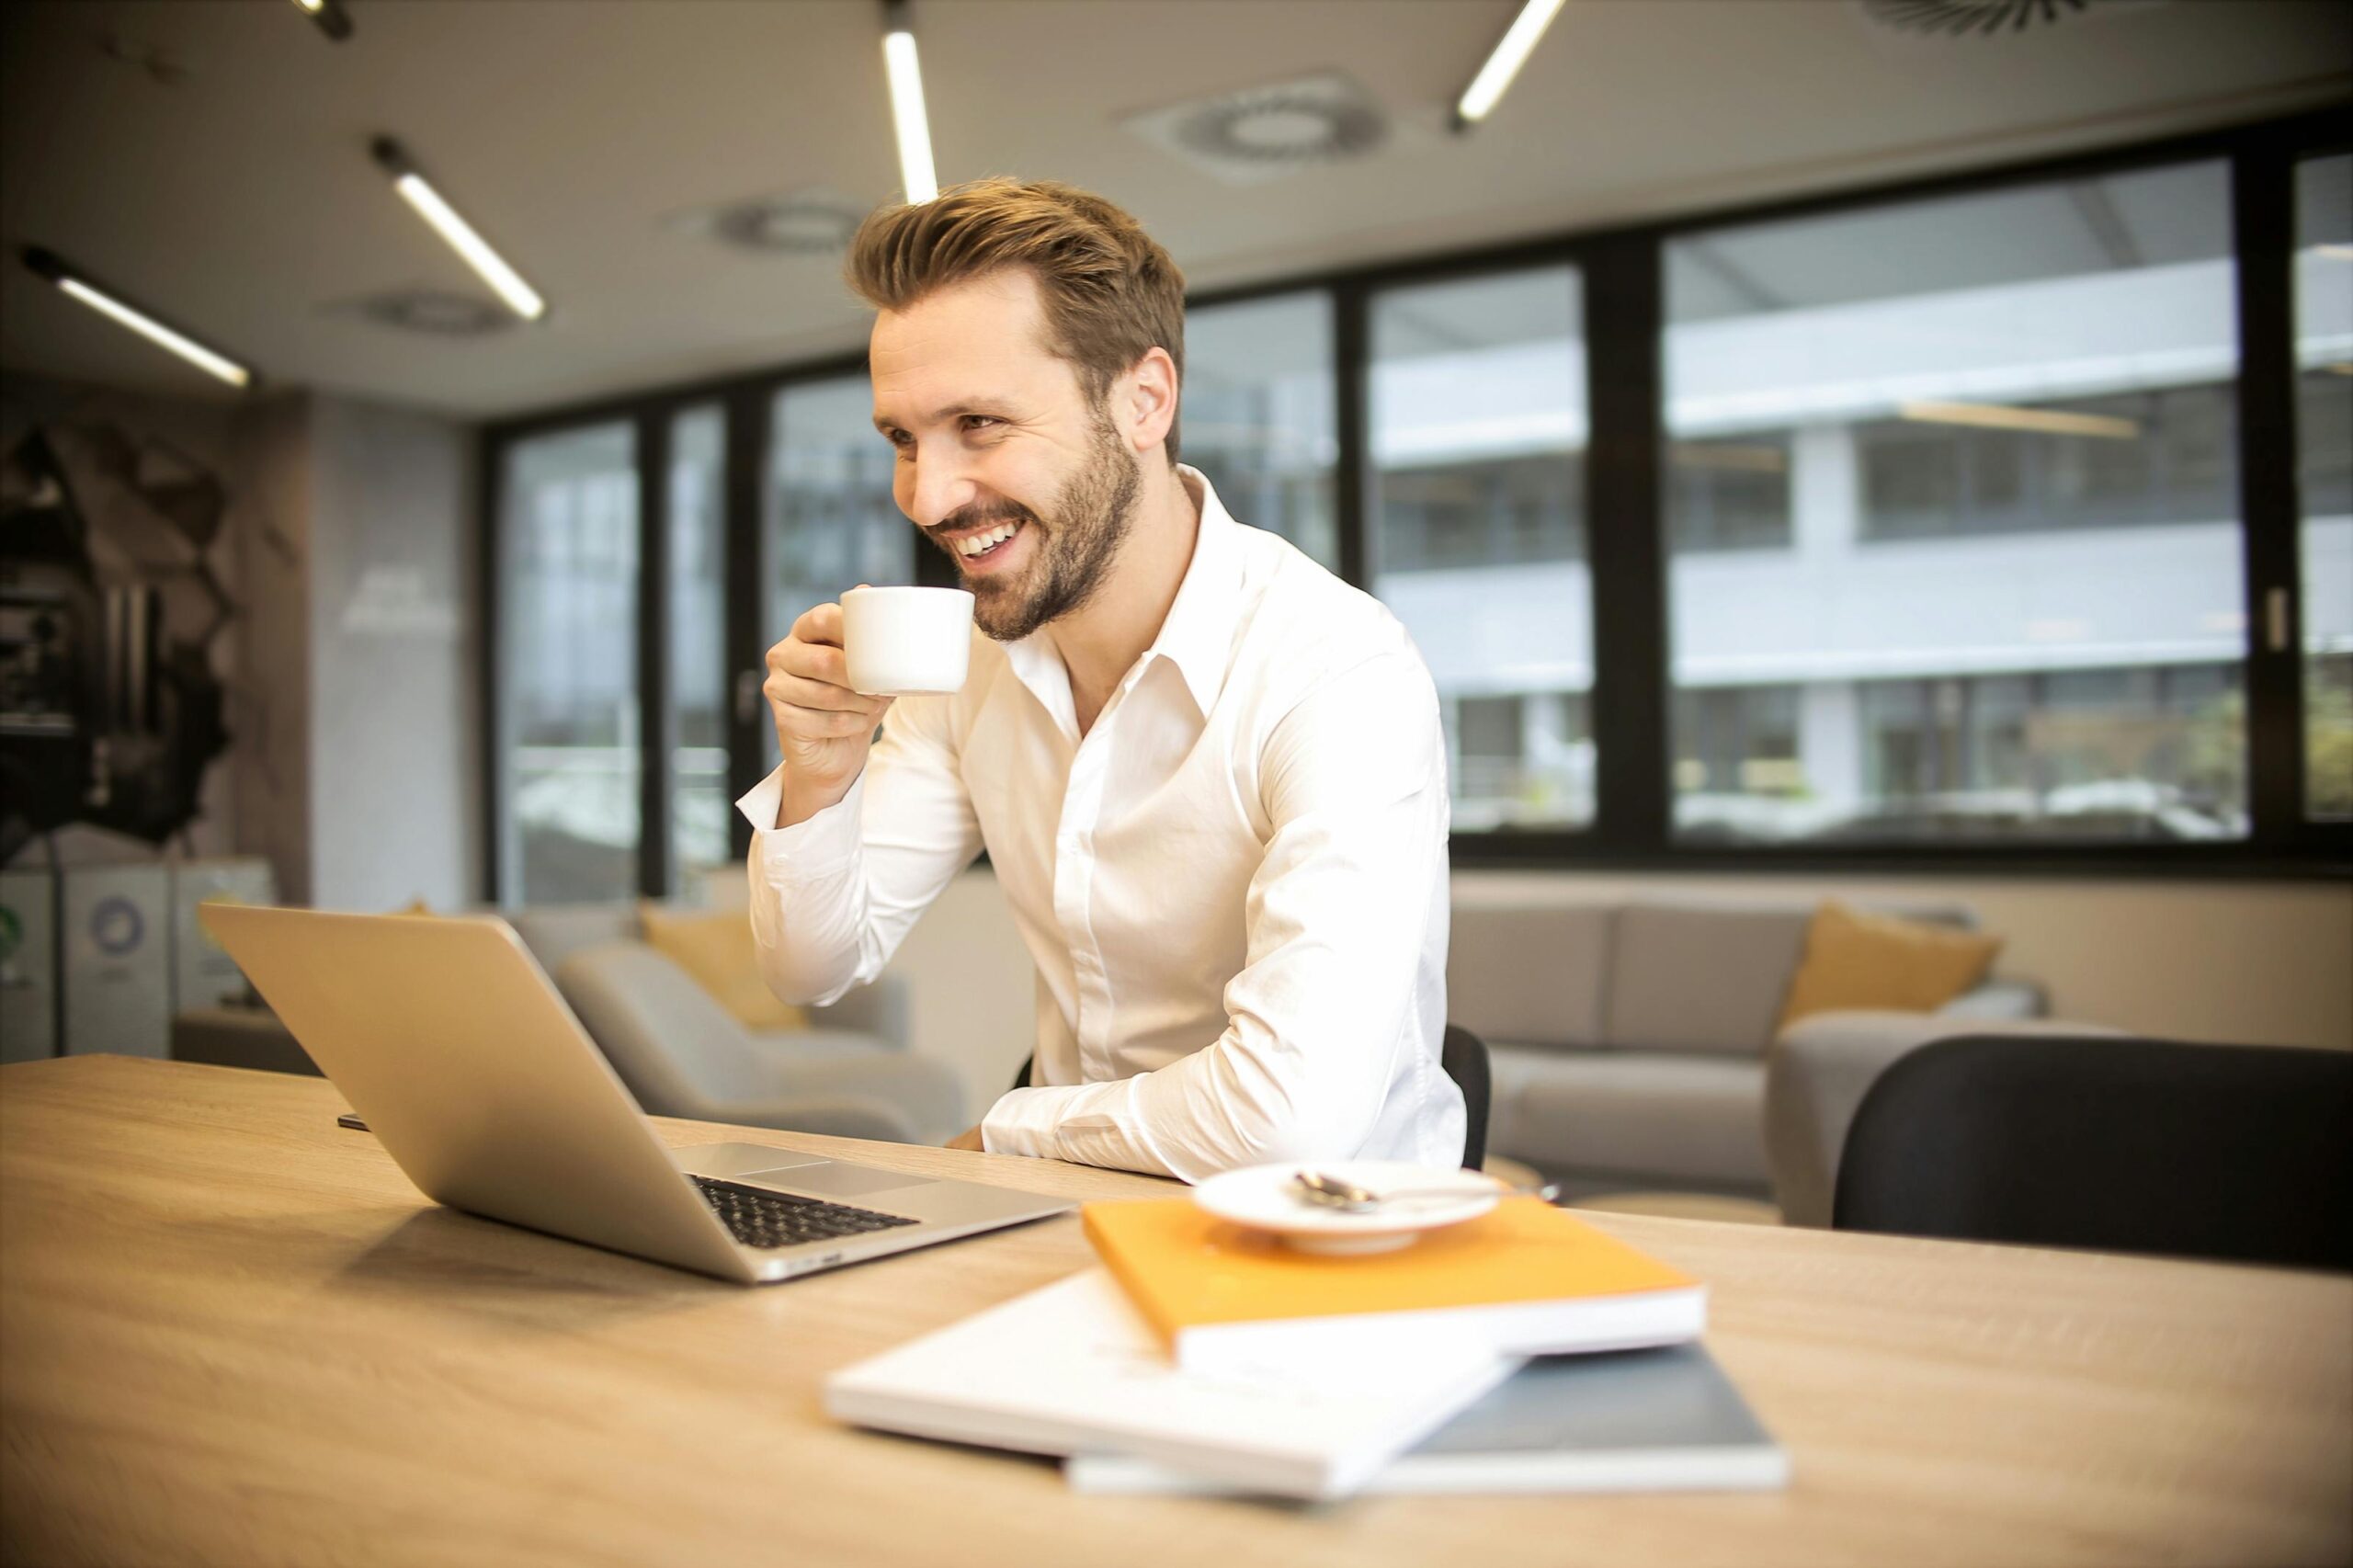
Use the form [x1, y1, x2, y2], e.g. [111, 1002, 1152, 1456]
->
[747, 1161, 936, 1199]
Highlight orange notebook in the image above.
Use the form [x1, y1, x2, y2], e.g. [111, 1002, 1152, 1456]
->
[1083, 1198, 1706, 1378]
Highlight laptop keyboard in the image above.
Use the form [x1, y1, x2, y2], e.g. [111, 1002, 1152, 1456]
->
[688, 1175, 919, 1251]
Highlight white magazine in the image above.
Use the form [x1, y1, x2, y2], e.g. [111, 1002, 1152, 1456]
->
[824, 1267, 1515, 1501]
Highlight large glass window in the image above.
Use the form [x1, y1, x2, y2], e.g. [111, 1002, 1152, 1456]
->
[1370, 265, 1593, 830]
[499, 422, 639, 902]
[2295, 153, 2353, 821]
[1183, 291, 1337, 567]
[764, 377, 915, 770]
[667, 406, 729, 890]
[1664, 160, 2249, 843]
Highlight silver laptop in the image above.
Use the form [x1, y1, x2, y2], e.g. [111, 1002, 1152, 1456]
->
[199, 903, 1072, 1284]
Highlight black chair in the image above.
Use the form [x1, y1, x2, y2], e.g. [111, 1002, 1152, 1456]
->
[1441, 1023, 1492, 1171]
[1007, 1023, 1495, 1170]
[1834, 1033, 2353, 1273]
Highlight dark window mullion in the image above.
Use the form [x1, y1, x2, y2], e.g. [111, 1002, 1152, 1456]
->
[2231, 146, 2303, 845]
[1584, 233, 1671, 851]
[637, 409, 674, 899]
[724, 386, 770, 862]
[1334, 279, 1370, 590]
[477, 431, 506, 904]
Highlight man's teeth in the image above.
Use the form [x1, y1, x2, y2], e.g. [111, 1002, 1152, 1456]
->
[956, 521, 1020, 557]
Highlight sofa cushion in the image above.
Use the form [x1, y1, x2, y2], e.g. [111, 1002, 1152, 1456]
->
[1447, 903, 1614, 1051]
[1776, 901, 2002, 1033]
[1606, 902, 1812, 1057]
[640, 902, 809, 1032]
[1489, 1045, 1768, 1188]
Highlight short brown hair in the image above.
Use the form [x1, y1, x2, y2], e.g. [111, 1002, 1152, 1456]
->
[845, 177, 1188, 463]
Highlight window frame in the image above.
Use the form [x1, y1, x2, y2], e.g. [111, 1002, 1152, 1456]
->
[479, 107, 2350, 899]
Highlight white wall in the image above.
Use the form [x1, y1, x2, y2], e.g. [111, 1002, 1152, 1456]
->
[884, 867, 2353, 1104]
[881, 870, 1039, 1115]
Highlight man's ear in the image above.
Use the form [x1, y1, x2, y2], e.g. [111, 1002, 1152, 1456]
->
[1117, 347, 1179, 458]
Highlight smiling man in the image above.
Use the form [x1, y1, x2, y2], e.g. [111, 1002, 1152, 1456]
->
[738, 177, 1463, 1181]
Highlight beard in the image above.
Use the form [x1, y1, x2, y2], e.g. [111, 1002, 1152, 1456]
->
[927, 409, 1142, 643]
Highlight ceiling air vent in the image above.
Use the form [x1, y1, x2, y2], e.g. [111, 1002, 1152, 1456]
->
[667, 190, 865, 256]
[337, 289, 513, 337]
[1123, 73, 1392, 187]
[1859, 0, 2129, 35]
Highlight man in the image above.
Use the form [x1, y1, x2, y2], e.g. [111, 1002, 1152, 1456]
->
[741, 177, 1461, 1181]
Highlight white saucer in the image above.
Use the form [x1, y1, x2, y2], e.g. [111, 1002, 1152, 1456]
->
[1192, 1161, 1502, 1255]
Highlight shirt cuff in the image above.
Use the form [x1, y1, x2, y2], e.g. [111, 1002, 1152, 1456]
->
[980, 1086, 1066, 1161]
[737, 766, 865, 878]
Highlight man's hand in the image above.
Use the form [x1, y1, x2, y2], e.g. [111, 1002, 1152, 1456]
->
[764, 597, 893, 828]
[945, 1126, 985, 1152]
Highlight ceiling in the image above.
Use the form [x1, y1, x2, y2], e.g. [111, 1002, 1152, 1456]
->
[1, 0, 2345, 420]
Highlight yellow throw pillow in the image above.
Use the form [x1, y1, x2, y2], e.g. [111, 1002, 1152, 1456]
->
[637, 903, 808, 1032]
[1776, 901, 2002, 1035]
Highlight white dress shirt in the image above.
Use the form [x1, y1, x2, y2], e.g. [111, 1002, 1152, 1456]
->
[736, 466, 1462, 1182]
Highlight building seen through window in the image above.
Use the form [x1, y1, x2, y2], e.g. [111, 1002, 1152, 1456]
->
[1661, 159, 2270, 843]
[667, 406, 730, 888]
[498, 421, 641, 902]
[1183, 291, 1339, 570]
[2295, 153, 2353, 820]
[1370, 265, 1595, 830]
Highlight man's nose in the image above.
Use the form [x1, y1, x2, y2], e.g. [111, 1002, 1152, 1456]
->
[905, 439, 981, 529]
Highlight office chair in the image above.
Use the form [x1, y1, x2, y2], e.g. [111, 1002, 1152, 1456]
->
[1834, 1032, 2353, 1272]
[1006, 1023, 1495, 1170]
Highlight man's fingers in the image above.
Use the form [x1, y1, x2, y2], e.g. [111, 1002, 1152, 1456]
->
[766, 669, 876, 714]
[777, 705, 883, 740]
[768, 637, 853, 689]
[790, 601, 846, 648]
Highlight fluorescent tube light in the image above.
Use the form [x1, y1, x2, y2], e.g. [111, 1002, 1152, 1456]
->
[1455, 0, 1568, 128]
[289, 0, 354, 41]
[882, 3, 938, 203]
[372, 139, 544, 321]
[1898, 401, 2139, 441]
[21, 247, 252, 388]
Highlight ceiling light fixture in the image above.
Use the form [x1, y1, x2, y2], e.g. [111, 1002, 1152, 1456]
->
[20, 246, 253, 389]
[288, 0, 354, 42]
[1453, 0, 1568, 130]
[881, 1, 938, 203]
[1898, 400, 2139, 440]
[370, 137, 544, 321]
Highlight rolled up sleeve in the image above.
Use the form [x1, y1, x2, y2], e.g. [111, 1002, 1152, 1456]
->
[739, 695, 983, 1007]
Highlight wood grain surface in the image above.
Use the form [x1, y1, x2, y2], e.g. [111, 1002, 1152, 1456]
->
[3, 1057, 2347, 1568]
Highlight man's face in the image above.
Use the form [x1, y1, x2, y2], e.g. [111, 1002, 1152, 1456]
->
[870, 269, 1142, 642]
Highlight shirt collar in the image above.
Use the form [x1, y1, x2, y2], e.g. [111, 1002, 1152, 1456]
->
[1001, 463, 1244, 726]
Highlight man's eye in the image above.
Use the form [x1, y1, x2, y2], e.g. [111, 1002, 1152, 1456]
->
[961, 415, 1000, 433]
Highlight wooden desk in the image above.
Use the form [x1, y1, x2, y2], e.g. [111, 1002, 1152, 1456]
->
[4, 1058, 2347, 1567]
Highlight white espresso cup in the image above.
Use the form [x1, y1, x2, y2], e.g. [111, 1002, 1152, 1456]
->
[840, 585, 975, 696]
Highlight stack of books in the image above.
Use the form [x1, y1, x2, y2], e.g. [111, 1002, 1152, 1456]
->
[824, 1194, 1787, 1502]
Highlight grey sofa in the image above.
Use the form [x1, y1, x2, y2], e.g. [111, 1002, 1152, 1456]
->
[505, 903, 963, 1145]
[173, 901, 963, 1146]
[1447, 896, 2045, 1200]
